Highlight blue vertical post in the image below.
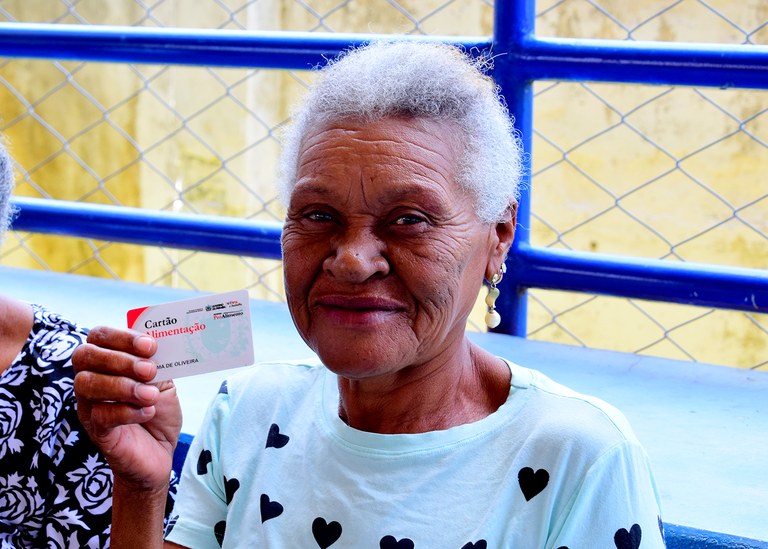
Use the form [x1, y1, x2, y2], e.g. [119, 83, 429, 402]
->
[491, 0, 535, 337]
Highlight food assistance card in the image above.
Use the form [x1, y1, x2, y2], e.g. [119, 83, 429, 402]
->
[127, 290, 255, 382]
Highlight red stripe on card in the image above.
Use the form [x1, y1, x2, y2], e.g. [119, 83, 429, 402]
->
[127, 306, 150, 329]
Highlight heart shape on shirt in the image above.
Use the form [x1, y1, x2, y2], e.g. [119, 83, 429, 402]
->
[260, 493, 283, 523]
[266, 423, 290, 449]
[214, 520, 226, 547]
[461, 541, 488, 549]
[224, 477, 240, 505]
[380, 535, 414, 548]
[614, 523, 642, 549]
[197, 449, 213, 475]
[312, 517, 342, 548]
[518, 467, 550, 501]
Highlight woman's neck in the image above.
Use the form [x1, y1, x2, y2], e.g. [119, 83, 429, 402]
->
[0, 295, 34, 374]
[336, 340, 511, 434]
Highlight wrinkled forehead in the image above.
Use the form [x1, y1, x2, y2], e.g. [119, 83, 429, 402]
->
[298, 115, 463, 157]
[291, 116, 470, 207]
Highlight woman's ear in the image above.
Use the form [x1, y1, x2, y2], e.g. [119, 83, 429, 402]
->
[486, 202, 517, 280]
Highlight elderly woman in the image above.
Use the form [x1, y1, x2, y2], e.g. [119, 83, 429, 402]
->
[0, 141, 113, 546]
[73, 42, 664, 548]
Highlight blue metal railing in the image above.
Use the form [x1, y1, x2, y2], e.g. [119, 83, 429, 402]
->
[489, 0, 768, 334]
[10, 197, 284, 260]
[2, 0, 767, 337]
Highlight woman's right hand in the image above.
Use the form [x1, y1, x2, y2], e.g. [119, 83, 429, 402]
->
[73, 326, 182, 491]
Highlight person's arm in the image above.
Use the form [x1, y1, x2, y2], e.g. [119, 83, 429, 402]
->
[110, 481, 172, 549]
[73, 326, 184, 549]
[111, 479, 187, 549]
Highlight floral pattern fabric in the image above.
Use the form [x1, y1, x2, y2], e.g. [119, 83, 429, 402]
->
[0, 304, 111, 548]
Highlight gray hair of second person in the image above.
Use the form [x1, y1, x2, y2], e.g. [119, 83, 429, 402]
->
[278, 41, 523, 224]
[0, 140, 16, 238]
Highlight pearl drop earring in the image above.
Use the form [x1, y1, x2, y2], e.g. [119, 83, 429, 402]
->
[484, 263, 506, 329]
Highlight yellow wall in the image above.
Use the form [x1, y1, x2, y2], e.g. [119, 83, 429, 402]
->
[0, 1, 765, 369]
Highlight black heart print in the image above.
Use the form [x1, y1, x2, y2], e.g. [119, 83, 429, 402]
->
[260, 493, 283, 523]
[614, 523, 642, 549]
[461, 541, 488, 549]
[214, 520, 226, 547]
[380, 535, 414, 548]
[196, 449, 212, 475]
[266, 423, 290, 449]
[312, 517, 342, 548]
[518, 467, 550, 501]
[224, 477, 240, 505]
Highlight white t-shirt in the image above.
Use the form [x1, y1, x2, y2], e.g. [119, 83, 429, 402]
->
[165, 359, 665, 548]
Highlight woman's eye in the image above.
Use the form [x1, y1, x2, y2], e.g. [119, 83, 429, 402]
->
[305, 211, 335, 223]
[393, 214, 426, 226]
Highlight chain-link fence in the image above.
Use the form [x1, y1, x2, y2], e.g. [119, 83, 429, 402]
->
[0, 0, 766, 370]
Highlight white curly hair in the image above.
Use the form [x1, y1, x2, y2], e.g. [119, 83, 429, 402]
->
[0, 139, 16, 239]
[278, 40, 523, 224]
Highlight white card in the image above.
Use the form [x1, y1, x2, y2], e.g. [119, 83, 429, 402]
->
[127, 290, 254, 382]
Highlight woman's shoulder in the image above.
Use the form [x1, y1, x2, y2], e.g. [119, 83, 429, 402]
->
[507, 361, 641, 449]
[2, 303, 88, 388]
[29, 303, 88, 334]
[199, 357, 327, 435]
[25, 304, 89, 365]
[216, 356, 326, 401]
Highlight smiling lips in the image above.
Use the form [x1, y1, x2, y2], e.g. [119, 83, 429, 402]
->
[313, 295, 404, 327]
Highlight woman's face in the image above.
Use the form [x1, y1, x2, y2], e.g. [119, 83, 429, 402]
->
[281, 116, 512, 380]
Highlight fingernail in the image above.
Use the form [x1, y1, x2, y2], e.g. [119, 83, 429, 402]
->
[135, 336, 154, 355]
[135, 360, 154, 379]
[137, 384, 159, 402]
[139, 405, 156, 417]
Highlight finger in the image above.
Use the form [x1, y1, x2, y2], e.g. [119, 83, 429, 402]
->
[88, 402, 157, 438]
[75, 370, 160, 407]
[76, 396, 156, 441]
[86, 325, 157, 358]
[75, 392, 96, 433]
[153, 379, 176, 393]
[73, 342, 157, 382]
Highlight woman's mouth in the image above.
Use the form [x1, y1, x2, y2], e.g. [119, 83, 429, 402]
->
[313, 295, 404, 327]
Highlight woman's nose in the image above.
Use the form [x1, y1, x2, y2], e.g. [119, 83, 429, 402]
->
[323, 227, 389, 282]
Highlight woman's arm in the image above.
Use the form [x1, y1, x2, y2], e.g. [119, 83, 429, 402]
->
[73, 326, 184, 548]
[110, 481, 172, 549]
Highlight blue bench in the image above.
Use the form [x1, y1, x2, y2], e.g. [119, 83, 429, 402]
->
[4, 265, 767, 548]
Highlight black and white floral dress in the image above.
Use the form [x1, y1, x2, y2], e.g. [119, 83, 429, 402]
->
[0, 304, 112, 548]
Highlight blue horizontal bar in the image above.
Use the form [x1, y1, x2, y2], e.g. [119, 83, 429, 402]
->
[12, 199, 767, 314]
[508, 244, 768, 313]
[513, 37, 768, 89]
[663, 522, 768, 549]
[0, 23, 488, 69]
[10, 197, 284, 260]
[1, 23, 767, 89]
